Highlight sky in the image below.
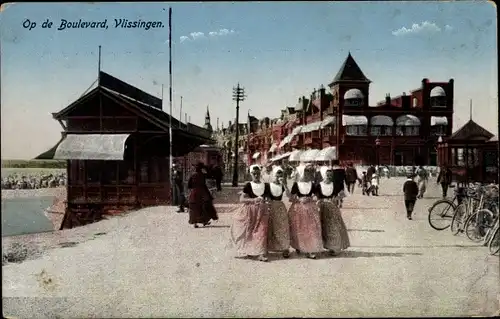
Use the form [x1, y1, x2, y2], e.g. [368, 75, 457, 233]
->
[0, 1, 497, 159]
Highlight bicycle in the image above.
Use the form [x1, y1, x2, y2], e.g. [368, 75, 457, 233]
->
[428, 187, 461, 230]
[487, 218, 499, 255]
[450, 185, 481, 235]
[464, 189, 498, 243]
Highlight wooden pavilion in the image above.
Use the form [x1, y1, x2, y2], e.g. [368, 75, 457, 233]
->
[436, 120, 498, 183]
[39, 71, 213, 229]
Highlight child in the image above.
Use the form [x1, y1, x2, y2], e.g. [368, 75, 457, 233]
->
[403, 174, 419, 220]
[361, 171, 369, 196]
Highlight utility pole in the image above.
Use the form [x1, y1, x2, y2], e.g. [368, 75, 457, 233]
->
[232, 83, 246, 187]
[180, 96, 183, 124]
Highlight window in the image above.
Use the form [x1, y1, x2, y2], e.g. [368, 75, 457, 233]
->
[396, 126, 419, 136]
[451, 148, 456, 165]
[344, 99, 363, 107]
[430, 97, 447, 108]
[432, 125, 447, 136]
[412, 98, 418, 107]
[381, 126, 392, 136]
[457, 148, 464, 166]
[346, 125, 367, 136]
[69, 160, 85, 185]
[370, 126, 381, 136]
[86, 161, 101, 183]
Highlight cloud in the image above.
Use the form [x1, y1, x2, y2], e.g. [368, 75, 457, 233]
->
[190, 32, 205, 40]
[445, 24, 453, 31]
[180, 28, 236, 44]
[208, 28, 236, 37]
[391, 21, 442, 36]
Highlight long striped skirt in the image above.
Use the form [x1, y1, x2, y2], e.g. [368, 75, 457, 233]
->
[318, 199, 350, 252]
[267, 200, 291, 252]
[288, 198, 323, 253]
[230, 202, 270, 256]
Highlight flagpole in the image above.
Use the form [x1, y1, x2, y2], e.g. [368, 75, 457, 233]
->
[169, 7, 174, 198]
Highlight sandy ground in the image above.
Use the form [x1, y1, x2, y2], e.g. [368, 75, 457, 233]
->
[2, 178, 499, 317]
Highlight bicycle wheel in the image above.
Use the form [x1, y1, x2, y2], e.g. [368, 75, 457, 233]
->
[465, 209, 495, 243]
[451, 203, 467, 235]
[428, 199, 456, 230]
[488, 226, 499, 255]
[464, 212, 483, 242]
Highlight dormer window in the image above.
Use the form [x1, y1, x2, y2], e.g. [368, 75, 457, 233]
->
[430, 87, 446, 107]
[343, 89, 364, 107]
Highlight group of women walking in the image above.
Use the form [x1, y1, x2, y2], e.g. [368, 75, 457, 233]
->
[230, 163, 350, 262]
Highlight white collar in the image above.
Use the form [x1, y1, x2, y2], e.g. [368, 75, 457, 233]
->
[297, 181, 312, 195]
[269, 182, 283, 197]
[250, 181, 265, 196]
[319, 182, 334, 196]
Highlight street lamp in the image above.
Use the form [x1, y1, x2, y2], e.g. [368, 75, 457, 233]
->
[375, 136, 381, 166]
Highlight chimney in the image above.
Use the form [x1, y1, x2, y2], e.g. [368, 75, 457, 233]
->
[385, 94, 391, 105]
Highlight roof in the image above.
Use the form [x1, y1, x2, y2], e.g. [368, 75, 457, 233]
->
[329, 53, 371, 86]
[448, 120, 494, 141]
[51, 72, 213, 143]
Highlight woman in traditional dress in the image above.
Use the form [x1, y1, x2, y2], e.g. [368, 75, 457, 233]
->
[187, 162, 219, 228]
[230, 164, 270, 262]
[265, 165, 291, 258]
[316, 166, 351, 256]
[288, 163, 323, 259]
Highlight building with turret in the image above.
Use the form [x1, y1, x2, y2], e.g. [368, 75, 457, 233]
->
[247, 52, 455, 166]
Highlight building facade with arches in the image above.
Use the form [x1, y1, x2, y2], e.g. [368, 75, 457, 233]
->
[252, 53, 454, 166]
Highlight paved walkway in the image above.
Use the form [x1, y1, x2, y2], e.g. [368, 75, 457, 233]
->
[2, 178, 499, 317]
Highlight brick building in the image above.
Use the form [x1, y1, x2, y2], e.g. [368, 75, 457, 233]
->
[250, 52, 454, 166]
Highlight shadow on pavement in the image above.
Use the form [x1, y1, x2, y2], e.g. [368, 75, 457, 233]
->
[353, 244, 482, 249]
[348, 229, 385, 233]
[341, 251, 423, 258]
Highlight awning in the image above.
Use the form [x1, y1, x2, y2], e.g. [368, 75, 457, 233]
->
[299, 149, 321, 162]
[396, 115, 421, 126]
[370, 115, 394, 126]
[54, 134, 130, 160]
[315, 146, 338, 161]
[278, 135, 291, 148]
[268, 143, 278, 153]
[301, 121, 322, 133]
[320, 116, 336, 128]
[288, 150, 304, 162]
[270, 152, 291, 162]
[430, 116, 448, 126]
[291, 126, 303, 135]
[252, 152, 261, 159]
[342, 115, 368, 126]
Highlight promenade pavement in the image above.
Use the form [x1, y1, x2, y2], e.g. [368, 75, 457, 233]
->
[2, 177, 499, 317]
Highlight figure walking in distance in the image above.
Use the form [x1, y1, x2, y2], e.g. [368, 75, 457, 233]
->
[187, 163, 218, 228]
[316, 166, 351, 256]
[288, 163, 323, 259]
[437, 165, 453, 198]
[403, 174, 419, 220]
[230, 165, 270, 262]
[265, 166, 291, 259]
[172, 164, 185, 213]
[345, 162, 358, 194]
[416, 165, 429, 199]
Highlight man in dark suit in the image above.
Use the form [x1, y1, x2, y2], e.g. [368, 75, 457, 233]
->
[345, 162, 358, 194]
[437, 165, 453, 198]
[331, 160, 347, 207]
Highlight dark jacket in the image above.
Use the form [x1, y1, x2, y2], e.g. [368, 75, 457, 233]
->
[403, 179, 419, 200]
[437, 169, 453, 185]
[332, 167, 346, 195]
[345, 167, 358, 183]
[367, 166, 376, 180]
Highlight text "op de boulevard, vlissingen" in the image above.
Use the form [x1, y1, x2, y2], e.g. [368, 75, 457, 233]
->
[22, 18, 165, 31]
[59, 19, 165, 31]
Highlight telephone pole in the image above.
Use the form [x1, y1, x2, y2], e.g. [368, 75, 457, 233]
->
[232, 83, 246, 187]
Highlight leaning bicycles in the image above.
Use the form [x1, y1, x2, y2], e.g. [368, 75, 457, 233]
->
[428, 189, 459, 230]
[450, 185, 481, 235]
